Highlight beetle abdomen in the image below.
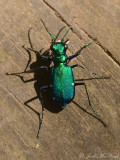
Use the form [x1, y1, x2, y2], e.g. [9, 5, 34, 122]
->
[50, 66, 75, 106]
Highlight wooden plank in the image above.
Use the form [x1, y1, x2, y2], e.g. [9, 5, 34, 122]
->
[0, 0, 120, 160]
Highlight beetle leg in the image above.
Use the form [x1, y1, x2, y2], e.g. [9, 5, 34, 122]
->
[41, 55, 53, 61]
[24, 96, 44, 138]
[37, 104, 44, 138]
[75, 82, 100, 116]
[72, 64, 110, 79]
[75, 82, 107, 127]
[67, 41, 94, 60]
[40, 86, 50, 90]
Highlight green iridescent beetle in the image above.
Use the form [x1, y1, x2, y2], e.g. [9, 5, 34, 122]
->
[7, 20, 108, 137]
[40, 20, 93, 107]
[39, 20, 107, 129]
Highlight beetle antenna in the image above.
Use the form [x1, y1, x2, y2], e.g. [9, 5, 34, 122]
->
[61, 26, 71, 42]
[41, 19, 56, 42]
[55, 26, 66, 40]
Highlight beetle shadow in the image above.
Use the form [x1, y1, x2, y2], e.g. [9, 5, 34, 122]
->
[6, 27, 68, 137]
[20, 28, 66, 114]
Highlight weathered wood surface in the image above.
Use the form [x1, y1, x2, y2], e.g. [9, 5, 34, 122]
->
[0, 0, 120, 160]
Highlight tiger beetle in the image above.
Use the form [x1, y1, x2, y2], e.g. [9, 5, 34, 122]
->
[7, 19, 109, 137]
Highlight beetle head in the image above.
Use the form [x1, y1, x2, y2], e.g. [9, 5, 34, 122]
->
[50, 41, 68, 55]
[41, 19, 71, 55]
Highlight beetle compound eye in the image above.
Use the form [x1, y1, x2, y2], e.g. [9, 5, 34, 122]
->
[65, 44, 68, 49]
[53, 44, 57, 50]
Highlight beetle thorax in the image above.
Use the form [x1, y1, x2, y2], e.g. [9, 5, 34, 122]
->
[55, 55, 66, 63]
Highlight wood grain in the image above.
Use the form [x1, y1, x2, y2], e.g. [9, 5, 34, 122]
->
[0, 0, 120, 160]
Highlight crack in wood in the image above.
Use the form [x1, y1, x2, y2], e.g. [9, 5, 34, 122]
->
[77, 26, 120, 67]
[1, 83, 37, 123]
